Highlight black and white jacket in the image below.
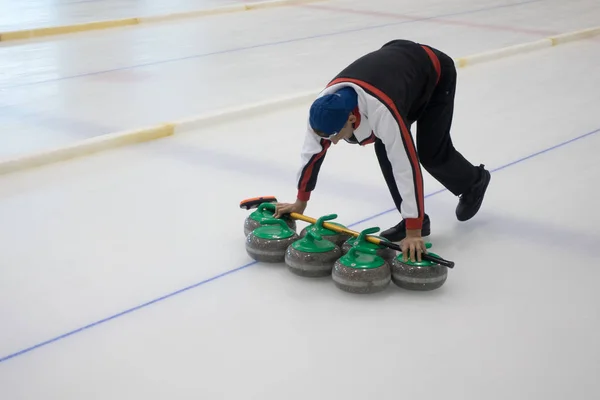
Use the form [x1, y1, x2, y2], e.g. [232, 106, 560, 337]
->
[295, 40, 441, 230]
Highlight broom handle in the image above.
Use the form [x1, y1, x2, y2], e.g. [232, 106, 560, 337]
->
[289, 212, 455, 268]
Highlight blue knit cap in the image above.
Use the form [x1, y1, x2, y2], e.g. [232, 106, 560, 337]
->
[309, 87, 358, 136]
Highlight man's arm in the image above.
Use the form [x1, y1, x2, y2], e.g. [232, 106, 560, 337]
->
[274, 125, 331, 219]
[296, 125, 332, 201]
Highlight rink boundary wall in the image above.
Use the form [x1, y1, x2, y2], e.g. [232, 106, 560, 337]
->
[0, 0, 322, 42]
[0, 25, 598, 176]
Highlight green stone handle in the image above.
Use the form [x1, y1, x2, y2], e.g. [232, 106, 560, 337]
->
[356, 227, 380, 244]
[348, 244, 378, 258]
[262, 218, 289, 228]
[258, 202, 276, 213]
[305, 230, 323, 242]
[315, 214, 338, 228]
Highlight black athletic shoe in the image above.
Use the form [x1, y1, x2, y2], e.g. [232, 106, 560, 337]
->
[380, 214, 431, 242]
[456, 164, 491, 222]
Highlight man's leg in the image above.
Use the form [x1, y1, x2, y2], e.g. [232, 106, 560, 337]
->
[375, 137, 431, 242]
[416, 48, 491, 221]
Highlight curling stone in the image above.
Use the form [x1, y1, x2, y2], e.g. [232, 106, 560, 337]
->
[245, 218, 299, 263]
[390, 244, 447, 291]
[299, 214, 351, 247]
[285, 231, 342, 277]
[332, 244, 391, 294]
[341, 227, 397, 262]
[243, 202, 296, 237]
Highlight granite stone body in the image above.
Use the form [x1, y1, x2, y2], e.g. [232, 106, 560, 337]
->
[332, 261, 391, 294]
[285, 246, 342, 277]
[245, 233, 300, 262]
[391, 256, 448, 290]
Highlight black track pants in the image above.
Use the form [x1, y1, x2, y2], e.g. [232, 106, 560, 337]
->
[374, 48, 479, 213]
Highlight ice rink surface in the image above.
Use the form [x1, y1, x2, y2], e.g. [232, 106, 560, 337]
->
[1, 0, 600, 399]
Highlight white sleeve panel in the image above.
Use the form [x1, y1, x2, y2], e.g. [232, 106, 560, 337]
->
[370, 104, 422, 221]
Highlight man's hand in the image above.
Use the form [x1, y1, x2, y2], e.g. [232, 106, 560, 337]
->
[400, 229, 427, 262]
[273, 199, 307, 219]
